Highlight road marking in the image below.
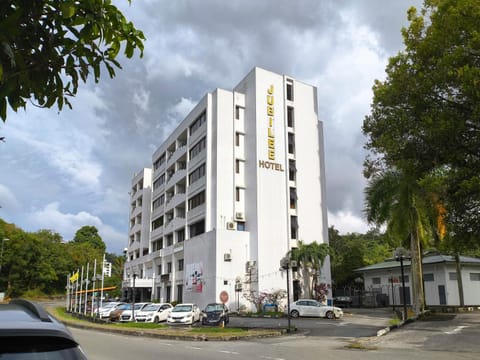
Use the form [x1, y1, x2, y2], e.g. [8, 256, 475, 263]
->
[185, 346, 202, 350]
[260, 356, 285, 360]
[219, 350, 239, 355]
[445, 325, 467, 335]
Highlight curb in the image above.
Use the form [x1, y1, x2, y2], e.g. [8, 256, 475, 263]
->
[60, 318, 285, 341]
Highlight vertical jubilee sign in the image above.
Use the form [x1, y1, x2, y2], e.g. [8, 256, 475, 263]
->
[259, 84, 284, 172]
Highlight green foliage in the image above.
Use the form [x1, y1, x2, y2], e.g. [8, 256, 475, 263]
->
[0, 218, 124, 298]
[289, 241, 330, 299]
[363, 0, 480, 245]
[329, 227, 392, 288]
[73, 225, 106, 253]
[0, 0, 145, 121]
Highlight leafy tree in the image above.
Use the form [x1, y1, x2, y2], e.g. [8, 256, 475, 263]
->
[72, 225, 105, 253]
[289, 241, 329, 299]
[329, 227, 392, 290]
[0, 0, 145, 121]
[364, 169, 441, 315]
[363, 0, 480, 245]
[0, 218, 111, 298]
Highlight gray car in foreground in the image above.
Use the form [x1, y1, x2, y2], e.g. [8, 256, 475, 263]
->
[0, 299, 88, 359]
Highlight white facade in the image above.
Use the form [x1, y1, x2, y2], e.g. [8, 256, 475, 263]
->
[356, 254, 480, 307]
[124, 67, 330, 311]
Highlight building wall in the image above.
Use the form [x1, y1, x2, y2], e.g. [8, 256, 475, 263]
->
[360, 262, 480, 307]
[124, 67, 330, 310]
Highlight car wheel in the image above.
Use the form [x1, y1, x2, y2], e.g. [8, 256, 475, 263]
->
[290, 310, 300, 318]
[154, 316, 159, 323]
[326, 311, 335, 319]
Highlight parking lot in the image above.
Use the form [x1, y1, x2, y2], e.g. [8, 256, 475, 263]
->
[228, 307, 393, 338]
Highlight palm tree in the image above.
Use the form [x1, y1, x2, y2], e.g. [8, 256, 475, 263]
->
[289, 241, 330, 299]
[364, 169, 435, 315]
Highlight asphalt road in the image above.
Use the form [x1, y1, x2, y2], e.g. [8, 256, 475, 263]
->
[70, 308, 480, 360]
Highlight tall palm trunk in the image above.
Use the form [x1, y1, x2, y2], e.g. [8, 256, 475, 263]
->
[410, 232, 425, 315]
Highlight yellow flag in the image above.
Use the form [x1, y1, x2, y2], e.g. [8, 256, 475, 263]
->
[70, 271, 79, 283]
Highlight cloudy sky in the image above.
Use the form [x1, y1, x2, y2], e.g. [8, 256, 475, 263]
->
[0, 0, 423, 253]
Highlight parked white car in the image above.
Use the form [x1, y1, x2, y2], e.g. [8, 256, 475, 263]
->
[98, 302, 125, 319]
[167, 303, 201, 325]
[135, 303, 173, 323]
[120, 302, 150, 322]
[287, 299, 343, 319]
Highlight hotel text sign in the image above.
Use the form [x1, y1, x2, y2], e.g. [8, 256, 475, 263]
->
[259, 84, 284, 172]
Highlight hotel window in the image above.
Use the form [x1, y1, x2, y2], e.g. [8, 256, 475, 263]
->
[235, 106, 240, 120]
[188, 190, 205, 210]
[153, 174, 165, 190]
[177, 285, 183, 303]
[288, 160, 296, 181]
[289, 188, 297, 209]
[286, 81, 294, 101]
[157, 265, 162, 275]
[178, 259, 184, 271]
[235, 132, 244, 147]
[372, 277, 381, 285]
[189, 219, 205, 237]
[188, 163, 206, 184]
[176, 229, 185, 242]
[167, 262, 172, 273]
[166, 286, 171, 302]
[449, 272, 457, 280]
[290, 216, 298, 239]
[237, 221, 245, 231]
[152, 216, 164, 230]
[189, 111, 206, 135]
[235, 159, 244, 175]
[424, 273, 434, 282]
[288, 133, 295, 154]
[236, 187, 245, 202]
[189, 137, 206, 160]
[153, 153, 166, 170]
[152, 239, 163, 251]
[152, 194, 165, 211]
[470, 273, 480, 281]
[287, 106, 294, 128]
[166, 234, 173, 246]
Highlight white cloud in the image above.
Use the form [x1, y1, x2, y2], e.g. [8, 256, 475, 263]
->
[27, 202, 126, 252]
[0, 184, 20, 211]
[328, 210, 370, 235]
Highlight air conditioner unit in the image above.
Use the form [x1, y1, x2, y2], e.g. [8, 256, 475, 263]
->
[227, 222, 236, 230]
[224, 253, 232, 261]
[235, 212, 244, 220]
[245, 260, 256, 272]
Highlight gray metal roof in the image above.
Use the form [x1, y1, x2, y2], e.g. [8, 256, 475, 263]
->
[355, 254, 480, 272]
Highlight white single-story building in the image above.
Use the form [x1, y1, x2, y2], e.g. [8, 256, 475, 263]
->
[355, 254, 480, 307]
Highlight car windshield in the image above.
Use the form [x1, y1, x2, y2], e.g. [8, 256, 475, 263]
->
[205, 304, 224, 312]
[118, 304, 130, 310]
[102, 303, 116, 309]
[173, 305, 192, 312]
[142, 304, 160, 311]
[133, 303, 146, 310]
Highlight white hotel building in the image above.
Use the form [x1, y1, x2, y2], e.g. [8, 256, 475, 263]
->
[123, 67, 330, 310]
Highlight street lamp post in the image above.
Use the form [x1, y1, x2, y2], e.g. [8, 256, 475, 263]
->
[127, 270, 138, 322]
[394, 247, 411, 321]
[280, 257, 297, 332]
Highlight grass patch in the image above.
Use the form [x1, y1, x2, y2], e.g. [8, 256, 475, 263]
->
[346, 341, 378, 351]
[389, 318, 401, 326]
[190, 327, 246, 334]
[114, 322, 167, 329]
